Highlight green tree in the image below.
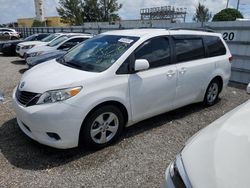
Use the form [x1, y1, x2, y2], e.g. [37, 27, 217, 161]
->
[57, 0, 122, 25]
[57, 0, 84, 25]
[83, 0, 102, 22]
[99, 0, 122, 22]
[212, 8, 243, 21]
[32, 20, 46, 27]
[193, 3, 212, 23]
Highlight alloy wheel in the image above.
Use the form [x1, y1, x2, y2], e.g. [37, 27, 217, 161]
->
[90, 112, 119, 144]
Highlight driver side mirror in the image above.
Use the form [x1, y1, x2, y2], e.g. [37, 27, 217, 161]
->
[134, 59, 150, 72]
[247, 83, 250, 94]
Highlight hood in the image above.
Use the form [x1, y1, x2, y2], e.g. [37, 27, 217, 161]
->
[182, 100, 250, 188]
[0, 39, 23, 45]
[18, 41, 47, 47]
[27, 45, 54, 54]
[27, 50, 66, 65]
[19, 59, 99, 93]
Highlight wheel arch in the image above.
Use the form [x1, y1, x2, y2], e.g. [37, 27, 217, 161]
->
[78, 100, 129, 145]
[210, 76, 223, 93]
[203, 75, 223, 101]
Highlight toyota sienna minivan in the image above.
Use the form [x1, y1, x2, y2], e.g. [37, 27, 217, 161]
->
[12, 29, 231, 149]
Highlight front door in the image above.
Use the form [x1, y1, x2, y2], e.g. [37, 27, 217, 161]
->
[129, 36, 177, 122]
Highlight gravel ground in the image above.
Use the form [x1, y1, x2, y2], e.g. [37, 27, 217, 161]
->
[0, 54, 249, 188]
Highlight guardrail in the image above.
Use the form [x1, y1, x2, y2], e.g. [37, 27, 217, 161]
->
[15, 20, 250, 84]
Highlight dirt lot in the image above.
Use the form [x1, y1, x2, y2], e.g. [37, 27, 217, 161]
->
[0, 53, 249, 187]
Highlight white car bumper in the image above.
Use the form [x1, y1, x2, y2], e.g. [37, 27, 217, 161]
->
[162, 165, 175, 188]
[16, 47, 26, 58]
[12, 88, 84, 149]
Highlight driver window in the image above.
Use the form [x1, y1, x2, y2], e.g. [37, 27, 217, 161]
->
[135, 37, 171, 68]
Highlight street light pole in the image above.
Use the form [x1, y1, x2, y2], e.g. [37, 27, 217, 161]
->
[226, 0, 229, 8]
[237, 0, 240, 10]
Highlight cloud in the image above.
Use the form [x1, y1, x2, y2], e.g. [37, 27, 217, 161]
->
[0, 0, 249, 24]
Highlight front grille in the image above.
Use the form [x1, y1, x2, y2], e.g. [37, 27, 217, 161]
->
[24, 53, 29, 59]
[0, 44, 3, 51]
[16, 89, 40, 107]
[16, 45, 20, 51]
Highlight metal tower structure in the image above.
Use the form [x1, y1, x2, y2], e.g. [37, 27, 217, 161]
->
[140, 6, 187, 23]
[34, 0, 45, 21]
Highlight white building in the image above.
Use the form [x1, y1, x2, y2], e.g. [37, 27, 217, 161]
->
[34, 0, 45, 22]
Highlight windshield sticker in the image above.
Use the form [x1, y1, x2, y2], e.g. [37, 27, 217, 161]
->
[118, 38, 134, 44]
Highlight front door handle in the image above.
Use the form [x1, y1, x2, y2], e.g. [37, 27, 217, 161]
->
[179, 67, 187, 74]
[166, 70, 176, 78]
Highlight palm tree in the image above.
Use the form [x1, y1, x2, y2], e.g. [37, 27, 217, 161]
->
[193, 3, 212, 26]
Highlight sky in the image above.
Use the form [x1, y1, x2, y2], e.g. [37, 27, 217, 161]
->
[0, 0, 250, 24]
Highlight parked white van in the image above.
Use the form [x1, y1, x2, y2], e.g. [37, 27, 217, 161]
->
[12, 29, 231, 149]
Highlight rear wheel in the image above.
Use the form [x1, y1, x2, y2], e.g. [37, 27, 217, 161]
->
[79, 105, 124, 149]
[203, 79, 220, 106]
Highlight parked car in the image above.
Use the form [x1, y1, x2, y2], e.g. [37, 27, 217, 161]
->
[163, 83, 250, 188]
[25, 34, 92, 60]
[0, 33, 50, 56]
[16, 33, 64, 58]
[26, 50, 66, 68]
[12, 29, 231, 149]
[0, 28, 20, 40]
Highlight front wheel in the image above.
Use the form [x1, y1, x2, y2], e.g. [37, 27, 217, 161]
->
[79, 105, 124, 149]
[203, 79, 220, 106]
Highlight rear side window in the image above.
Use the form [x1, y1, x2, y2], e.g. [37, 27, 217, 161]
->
[174, 37, 205, 63]
[204, 36, 226, 57]
[135, 37, 171, 68]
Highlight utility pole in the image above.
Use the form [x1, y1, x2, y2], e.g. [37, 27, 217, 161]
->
[226, 0, 229, 8]
[236, 0, 240, 10]
[104, 0, 108, 22]
[104, 0, 106, 21]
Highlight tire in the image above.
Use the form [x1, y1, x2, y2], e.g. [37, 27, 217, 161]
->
[79, 105, 124, 149]
[203, 79, 220, 106]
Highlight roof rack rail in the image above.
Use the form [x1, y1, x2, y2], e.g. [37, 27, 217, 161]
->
[169, 27, 215, 33]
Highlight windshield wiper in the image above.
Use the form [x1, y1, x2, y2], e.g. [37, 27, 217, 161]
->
[65, 61, 82, 68]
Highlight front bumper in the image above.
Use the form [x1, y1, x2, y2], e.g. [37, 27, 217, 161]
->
[162, 166, 175, 188]
[12, 88, 84, 149]
[16, 48, 26, 58]
[163, 155, 192, 188]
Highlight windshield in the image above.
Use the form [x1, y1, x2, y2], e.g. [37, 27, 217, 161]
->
[58, 35, 139, 72]
[24, 34, 36, 41]
[47, 36, 69, 47]
[41, 34, 59, 42]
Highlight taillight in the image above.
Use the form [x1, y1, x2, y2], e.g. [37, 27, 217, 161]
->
[229, 56, 233, 62]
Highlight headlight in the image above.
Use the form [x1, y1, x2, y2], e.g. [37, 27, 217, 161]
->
[167, 155, 192, 188]
[36, 87, 82, 105]
[30, 51, 43, 57]
[22, 45, 35, 49]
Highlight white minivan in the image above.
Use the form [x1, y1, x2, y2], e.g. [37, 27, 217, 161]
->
[12, 29, 231, 149]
